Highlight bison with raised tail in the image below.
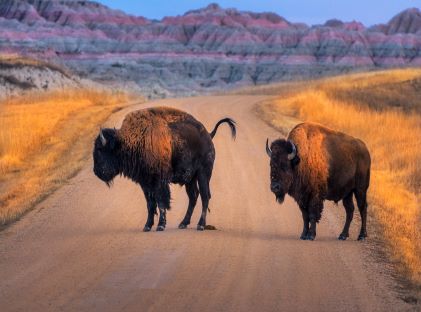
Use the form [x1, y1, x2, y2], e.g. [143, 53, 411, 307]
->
[266, 122, 371, 241]
[93, 107, 236, 231]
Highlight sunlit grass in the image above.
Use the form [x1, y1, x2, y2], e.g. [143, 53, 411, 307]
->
[0, 89, 137, 225]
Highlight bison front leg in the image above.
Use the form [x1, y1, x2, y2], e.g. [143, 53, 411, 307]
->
[156, 183, 171, 231]
[299, 207, 310, 240]
[143, 191, 157, 232]
[307, 199, 323, 241]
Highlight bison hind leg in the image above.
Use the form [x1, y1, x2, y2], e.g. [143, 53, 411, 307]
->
[179, 177, 199, 229]
[197, 170, 212, 231]
[355, 189, 368, 241]
[338, 192, 355, 241]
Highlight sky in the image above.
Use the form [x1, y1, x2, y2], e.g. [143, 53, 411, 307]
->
[98, 0, 421, 26]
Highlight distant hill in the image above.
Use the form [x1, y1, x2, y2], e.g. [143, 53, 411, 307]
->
[0, 1, 420, 97]
[370, 7, 421, 35]
[0, 54, 79, 99]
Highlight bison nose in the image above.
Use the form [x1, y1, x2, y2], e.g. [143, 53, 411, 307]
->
[271, 182, 281, 193]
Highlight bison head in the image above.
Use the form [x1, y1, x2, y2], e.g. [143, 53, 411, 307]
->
[93, 128, 120, 186]
[266, 139, 300, 204]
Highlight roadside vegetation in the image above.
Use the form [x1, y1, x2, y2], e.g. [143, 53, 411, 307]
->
[0, 89, 136, 226]
[259, 69, 421, 285]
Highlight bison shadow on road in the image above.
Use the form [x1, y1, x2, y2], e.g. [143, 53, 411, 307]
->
[51, 225, 355, 245]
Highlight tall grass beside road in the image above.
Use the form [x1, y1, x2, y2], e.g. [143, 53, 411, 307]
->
[0, 89, 136, 225]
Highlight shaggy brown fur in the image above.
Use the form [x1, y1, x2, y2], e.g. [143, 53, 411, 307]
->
[117, 107, 190, 175]
[288, 122, 330, 202]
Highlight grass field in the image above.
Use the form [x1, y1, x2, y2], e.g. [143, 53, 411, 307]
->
[259, 69, 421, 285]
[0, 89, 137, 226]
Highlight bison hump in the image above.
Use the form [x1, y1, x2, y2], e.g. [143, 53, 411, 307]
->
[119, 108, 179, 174]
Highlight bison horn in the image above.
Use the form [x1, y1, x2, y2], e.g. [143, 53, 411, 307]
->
[99, 128, 107, 146]
[266, 139, 272, 157]
[288, 141, 297, 160]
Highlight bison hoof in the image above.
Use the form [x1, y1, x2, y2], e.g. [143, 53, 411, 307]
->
[197, 225, 205, 231]
[338, 234, 348, 241]
[300, 234, 308, 240]
[156, 225, 166, 231]
[306, 234, 315, 241]
[178, 223, 188, 229]
[143, 226, 152, 232]
[357, 234, 367, 241]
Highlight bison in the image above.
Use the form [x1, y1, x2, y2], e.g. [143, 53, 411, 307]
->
[93, 107, 236, 231]
[266, 122, 371, 241]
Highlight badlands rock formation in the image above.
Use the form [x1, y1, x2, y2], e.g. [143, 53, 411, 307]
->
[0, 1, 420, 97]
[0, 56, 81, 99]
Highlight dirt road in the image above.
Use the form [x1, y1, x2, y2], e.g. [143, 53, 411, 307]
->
[0, 96, 411, 311]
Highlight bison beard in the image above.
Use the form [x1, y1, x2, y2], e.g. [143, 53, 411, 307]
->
[93, 107, 236, 232]
[267, 122, 370, 241]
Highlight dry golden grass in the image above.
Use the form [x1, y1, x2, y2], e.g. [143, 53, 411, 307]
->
[261, 69, 421, 284]
[0, 89, 138, 226]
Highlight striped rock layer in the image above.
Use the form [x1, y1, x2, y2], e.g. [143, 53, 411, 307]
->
[1, 1, 420, 96]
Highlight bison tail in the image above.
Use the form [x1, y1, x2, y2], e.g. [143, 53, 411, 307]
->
[209, 118, 236, 140]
